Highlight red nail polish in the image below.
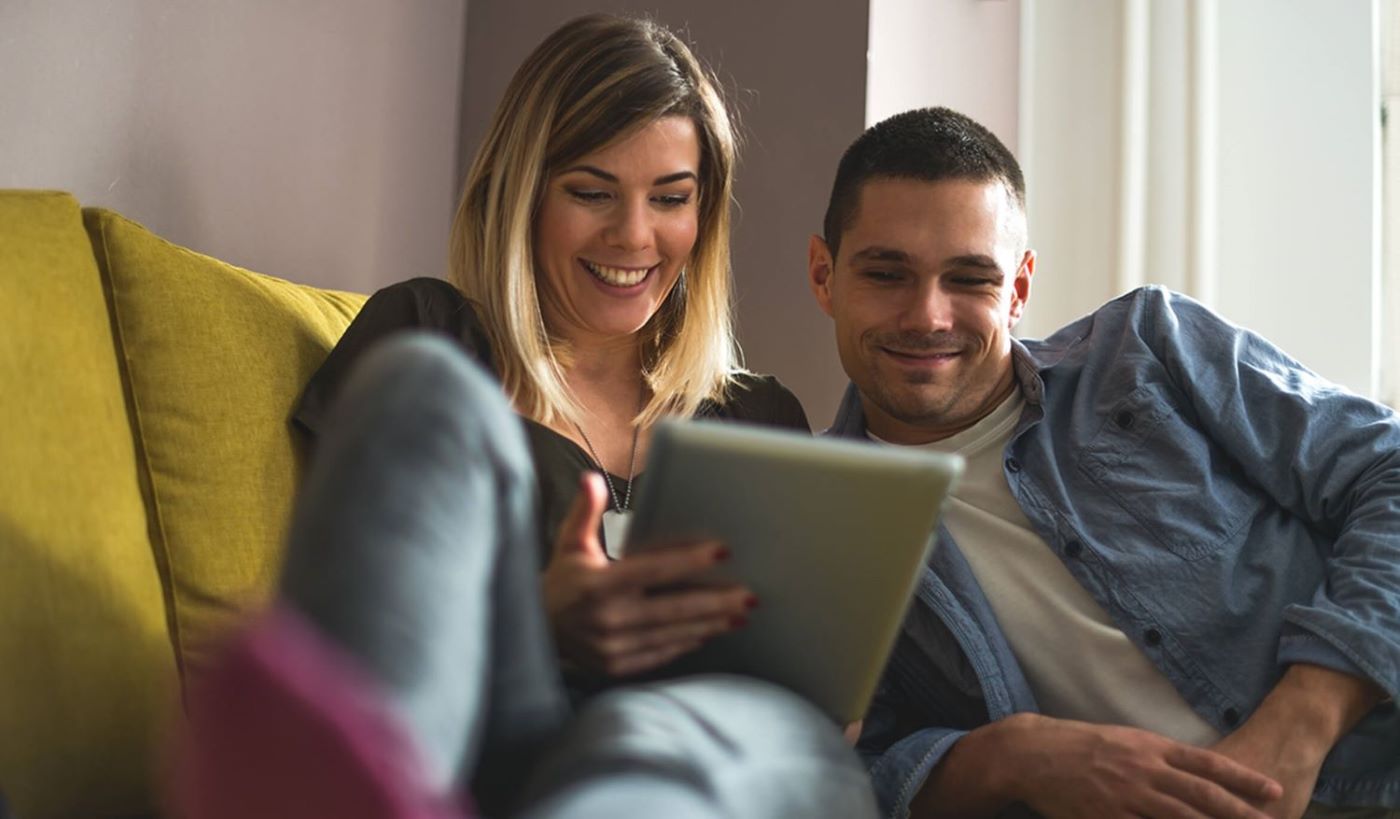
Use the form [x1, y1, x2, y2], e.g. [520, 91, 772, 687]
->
[714, 546, 731, 562]
[745, 595, 760, 610]
[729, 615, 749, 629]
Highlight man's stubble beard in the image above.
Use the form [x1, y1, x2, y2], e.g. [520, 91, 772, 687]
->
[865, 365, 971, 431]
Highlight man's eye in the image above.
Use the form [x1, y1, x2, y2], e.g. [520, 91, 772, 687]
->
[863, 270, 903, 282]
[952, 276, 997, 287]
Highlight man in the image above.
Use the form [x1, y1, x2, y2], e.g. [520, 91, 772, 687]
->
[809, 107, 1399, 818]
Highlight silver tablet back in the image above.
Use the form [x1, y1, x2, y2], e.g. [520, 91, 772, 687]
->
[624, 420, 963, 721]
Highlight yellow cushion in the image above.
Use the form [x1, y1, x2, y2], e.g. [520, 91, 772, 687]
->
[84, 208, 366, 682]
[0, 191, 176, 818]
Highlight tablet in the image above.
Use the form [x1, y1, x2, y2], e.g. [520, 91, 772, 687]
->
[622, 419, 963, 722]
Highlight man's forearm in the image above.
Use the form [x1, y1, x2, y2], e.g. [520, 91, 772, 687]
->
[1244, 663, 1385, 753]
[908, 715, 1028, 818]
[908, 713, 1285, 819]
[1206, 663, 1387, 818]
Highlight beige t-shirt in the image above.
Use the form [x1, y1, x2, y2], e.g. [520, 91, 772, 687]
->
[871, 390, 1221, 745]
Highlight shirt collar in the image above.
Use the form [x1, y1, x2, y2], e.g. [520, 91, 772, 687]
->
[825, 333, 1083, 438]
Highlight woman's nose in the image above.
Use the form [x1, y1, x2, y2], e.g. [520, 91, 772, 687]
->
[606, 199, 652, 251]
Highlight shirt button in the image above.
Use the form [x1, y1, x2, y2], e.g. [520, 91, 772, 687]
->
[1115, 410, 1135, 429]
[1144, 628, 1163, 646]
[1223, 708, 1240, 726]
[1064, 540, 1083, 558]
[1005, 457, 1022, 474]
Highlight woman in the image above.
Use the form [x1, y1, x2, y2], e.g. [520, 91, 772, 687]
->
[293, 13, 806, 681]
[172, 13, 877, 819]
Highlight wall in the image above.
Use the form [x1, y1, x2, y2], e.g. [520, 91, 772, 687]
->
[1017, 0, 1127, 337]
[457, 1, 869, 425]
[1215, 0, 1379, 396]
[865, 0, 1021, 150]
[1020, 0, 1381, 397]
[1383, 0, 1400, 406]
[0, 0, 467, 293]
[16, 3, 1371, 411]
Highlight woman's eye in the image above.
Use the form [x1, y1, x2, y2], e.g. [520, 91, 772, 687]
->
[654, 193, 692, 208]
[568, 189, 611, 203]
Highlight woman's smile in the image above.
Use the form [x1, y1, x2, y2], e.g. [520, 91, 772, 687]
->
[580, 258, 657, 289]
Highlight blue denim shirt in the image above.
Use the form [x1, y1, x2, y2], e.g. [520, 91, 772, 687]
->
[830, 287, 1400, 816]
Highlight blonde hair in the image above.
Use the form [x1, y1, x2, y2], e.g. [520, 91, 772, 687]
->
[449, 14, 742, 429]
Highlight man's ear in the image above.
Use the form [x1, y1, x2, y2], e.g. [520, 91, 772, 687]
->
[808, 234, 836, 318]
[1008, 249, 1035, 327]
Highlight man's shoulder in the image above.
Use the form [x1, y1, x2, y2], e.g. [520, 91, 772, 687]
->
[1022, 286, 1222, 355]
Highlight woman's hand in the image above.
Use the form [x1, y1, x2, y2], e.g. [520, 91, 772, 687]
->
[542, 473, 756, 678]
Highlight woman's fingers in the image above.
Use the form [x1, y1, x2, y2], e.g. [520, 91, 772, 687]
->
[597, 539, 730, 593]
[546, 476, 757, 677]
[577, 589, 755, 676]
[552, 472, 610, 562]
[584, 585, 753, 633]
[594, 615, 739, 658]
[598, 640, 705, 678]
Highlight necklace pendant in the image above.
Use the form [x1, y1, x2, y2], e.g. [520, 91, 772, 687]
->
[602, 509, 633, 560]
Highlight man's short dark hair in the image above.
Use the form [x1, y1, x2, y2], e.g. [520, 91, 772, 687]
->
[822, 107, 1026, 259]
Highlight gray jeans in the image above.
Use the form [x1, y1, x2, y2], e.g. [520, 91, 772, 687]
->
[280, 332, 877, 818]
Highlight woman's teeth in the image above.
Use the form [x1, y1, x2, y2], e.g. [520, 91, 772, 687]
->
[583, 260, 651, 287]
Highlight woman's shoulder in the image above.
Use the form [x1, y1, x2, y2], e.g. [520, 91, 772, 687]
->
[705, 371, 810, 433]
[362, 278, 491, 350]
[294, 278, 494, 438]
[369, 276, 471, 324]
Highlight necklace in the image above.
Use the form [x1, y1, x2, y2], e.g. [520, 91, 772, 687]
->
[572, 388, 644, 558]
[573, 418, 640, 513]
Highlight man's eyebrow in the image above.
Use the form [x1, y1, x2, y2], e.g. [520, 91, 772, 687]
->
[558, 165, 697, 186]
[947, 254, 1001, 270]
[849, 246, 912, 263]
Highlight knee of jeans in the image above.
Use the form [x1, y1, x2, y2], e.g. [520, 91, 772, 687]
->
[543, 676, 875, 816]
[584, 675, 852, 765]
[341, 332, 531, 469]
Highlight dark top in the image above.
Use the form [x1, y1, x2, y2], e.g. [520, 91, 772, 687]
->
[293, 277, 811, 566]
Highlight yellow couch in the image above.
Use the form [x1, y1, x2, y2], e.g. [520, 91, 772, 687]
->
[0, 190, 367, 818]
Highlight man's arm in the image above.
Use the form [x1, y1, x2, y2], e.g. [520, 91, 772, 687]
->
[1211, 663, 1387, 819]
[1148, 290, 1400, 706]
[908, 714, 1282, 819]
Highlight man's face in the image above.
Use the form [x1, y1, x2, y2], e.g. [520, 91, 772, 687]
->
[809, 177, 1034, 444]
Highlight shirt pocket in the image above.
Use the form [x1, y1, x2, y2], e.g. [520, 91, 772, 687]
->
[1076, 383, 1260, 561]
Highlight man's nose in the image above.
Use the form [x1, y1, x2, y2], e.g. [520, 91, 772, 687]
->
[903, 283, 955, 332]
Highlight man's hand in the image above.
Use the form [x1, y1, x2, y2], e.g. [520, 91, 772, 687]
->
[1210, 664, 1386, 819]
[913, 714, 1282, 819]
[1015, 717, 1282, 819]
[1209, 724, 1321, 819]
[541, 473, 755, 677]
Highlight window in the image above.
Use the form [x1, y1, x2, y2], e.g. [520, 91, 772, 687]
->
[1381, 1, 1400, 407]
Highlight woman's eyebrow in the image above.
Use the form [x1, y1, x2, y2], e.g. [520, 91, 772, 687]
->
[559, 166, 697, 186]
[653, 171, 697, 185]
[559, 165, 618, 182]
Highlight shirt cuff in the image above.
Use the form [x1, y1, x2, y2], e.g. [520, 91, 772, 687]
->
[866, 727, 968, 818]
[1277, 628, 1394, 701]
